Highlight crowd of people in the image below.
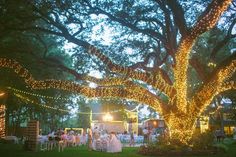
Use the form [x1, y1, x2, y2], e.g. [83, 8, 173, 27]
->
[37, 126, 162, 153]
[38, 128, 123, 153]
[38, 128, 87, 152]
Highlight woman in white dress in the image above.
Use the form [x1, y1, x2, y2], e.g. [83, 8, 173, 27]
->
[107, 132, 122, 153]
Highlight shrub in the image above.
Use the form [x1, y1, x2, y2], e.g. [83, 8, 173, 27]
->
[213, 143, 229, 152]
[191, 130, 215, 149]
[138, 131, 221, 156]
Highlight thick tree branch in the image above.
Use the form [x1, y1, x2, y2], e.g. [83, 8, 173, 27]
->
[0, 58, 169, 116]
[87, 45, 175, 97]
[15, 24, 175, 97]
[128, 53, 157, 69]
[174, 0, 232, 113]
[166, 0, 188, 37]
[22, 1, 177, 98]
[190, 54, 236, 116]
[155, 0, 177, 60]
[30, 54, 132, 87]
[163, 3, 177, 58]
[190, 0, 232, 39]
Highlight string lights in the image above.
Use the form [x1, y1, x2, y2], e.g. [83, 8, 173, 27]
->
[13, 93, 70, 113]
[7, 87, 71, 101]
[11, 90, 137, 115]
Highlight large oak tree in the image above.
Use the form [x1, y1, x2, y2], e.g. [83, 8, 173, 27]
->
[0, 0, 235, 144]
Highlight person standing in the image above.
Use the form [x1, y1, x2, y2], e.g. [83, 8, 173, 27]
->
[129, 131, 135, 147]
[87, 128, 93, 151]
[143, 127, 149, 144]
[107, 132, 122, 153]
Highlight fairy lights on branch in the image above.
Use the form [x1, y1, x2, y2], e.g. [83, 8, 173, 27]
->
[84, 76, 129, 86]
[173, 0, 231, 114]
[220, 81, 236, 91]
[0, 58, 167, 115]
[190, 0, 232, 39]
[88, 45, 175, 98]
[190, 60, 236, 115]
[161, 0, 233, 144]
[174, 37, 195, 113]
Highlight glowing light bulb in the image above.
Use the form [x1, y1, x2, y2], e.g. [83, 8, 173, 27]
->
[102, 113, 113, 121]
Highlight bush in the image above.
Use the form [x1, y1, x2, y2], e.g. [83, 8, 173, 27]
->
[138, 144, 219, 156]
[191, 130, 215, 149]
[138, 131, 222, 156]
[213, 143, 229, 152]
[0, 138, 15, 144]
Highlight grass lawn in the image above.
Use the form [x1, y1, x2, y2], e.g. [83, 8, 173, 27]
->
[0, 141, 236, 157]
[0, 144, 144, 157]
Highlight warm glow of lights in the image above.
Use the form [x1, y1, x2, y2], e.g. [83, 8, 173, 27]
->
[0, 0, 233, 145]
[207, 62, 217, 67]
[174, 38, 193, 113]
[13, 93, 70, 113]
[199, 116, 209, 133]
[0, 58, 166, 116]
[88, 45, 174, 98]
[7, 87, 70, 100]
[102, 113, 113, 121]
[0, 93, 5, 97]
[190, 60, 236, 115]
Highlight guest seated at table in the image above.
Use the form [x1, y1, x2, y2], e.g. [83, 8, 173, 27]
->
[107, 132, 122, 153]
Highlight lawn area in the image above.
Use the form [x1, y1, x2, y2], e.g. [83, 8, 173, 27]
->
[0, 141, 236, 157]
[0, 144, 144, 157]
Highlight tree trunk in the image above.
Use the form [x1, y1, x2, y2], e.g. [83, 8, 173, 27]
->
[165, 114, 196, 145]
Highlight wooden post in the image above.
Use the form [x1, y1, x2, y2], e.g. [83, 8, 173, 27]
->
[0, 105, 6, 138]
[27, 120, 39, 151]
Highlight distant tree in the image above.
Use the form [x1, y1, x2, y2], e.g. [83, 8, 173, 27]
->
[0, 9, 75, 133]
[77, 98, 91, 129]
[223, 92, 236, 122]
